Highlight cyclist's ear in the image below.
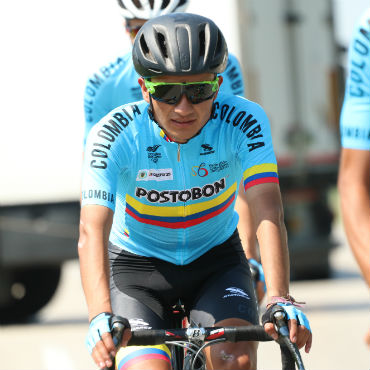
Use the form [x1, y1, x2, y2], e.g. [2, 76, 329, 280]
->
[138, 77, 150, 103]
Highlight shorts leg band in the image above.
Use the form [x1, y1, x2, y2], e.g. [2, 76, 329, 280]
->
[116, 344, 171, 370]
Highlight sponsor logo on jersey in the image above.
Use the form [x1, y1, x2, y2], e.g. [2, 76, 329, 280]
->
[147, 145, 161, 152]
[222, 287, 250, 300]
[209, 161, 229, 172]
[147, 145, 162, 163]
[135, 178, 226, 203]
[126, 180, 237, 229]
[137, 169, 173, 181]
[200, 144, 215, 155]
[191, 163, 209, 177]
[191, 161, 230, 177]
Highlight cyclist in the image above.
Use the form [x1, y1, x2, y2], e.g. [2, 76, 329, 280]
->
[79, 13, 312, 370]
[83, 0, 266, 302]
[338, 7, 370, 347]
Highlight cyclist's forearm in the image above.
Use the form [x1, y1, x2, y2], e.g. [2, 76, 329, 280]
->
[339, 183, 370, 286]
[248, 184, 290, 297]
[257, 217, 289, 298]
[78, 206, 113, 320]
[79, 240, 112, 321]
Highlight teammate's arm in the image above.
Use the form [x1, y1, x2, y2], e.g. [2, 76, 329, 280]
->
[338, 148, 370, 286]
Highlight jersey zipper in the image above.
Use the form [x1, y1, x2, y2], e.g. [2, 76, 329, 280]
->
[176, 143, 186, 264]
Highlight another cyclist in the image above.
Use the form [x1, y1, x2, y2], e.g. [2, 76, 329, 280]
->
[79, 13, 312, 370]
[338, 7, 370, 347]
[83, 0, 266, 302]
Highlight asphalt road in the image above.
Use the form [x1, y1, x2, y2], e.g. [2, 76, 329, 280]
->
[0, 224, 369, 370]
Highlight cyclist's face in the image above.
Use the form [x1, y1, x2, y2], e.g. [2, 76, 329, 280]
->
[125, 18, 146, 43]
[139, 73, 222, 143]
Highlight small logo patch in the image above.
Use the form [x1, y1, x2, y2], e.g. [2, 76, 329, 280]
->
[222, 287, 250, 300]
[137, 168, 173, 181]
[129, 318, 152, 331]
[200, 144, 215, 155]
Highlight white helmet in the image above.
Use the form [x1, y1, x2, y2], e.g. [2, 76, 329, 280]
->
[117, 0, 189, 19]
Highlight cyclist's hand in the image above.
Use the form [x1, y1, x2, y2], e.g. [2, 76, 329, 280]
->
[86, 312, 116, 369]
[262, 303, 312, 353]
[248, 259, 266, 304]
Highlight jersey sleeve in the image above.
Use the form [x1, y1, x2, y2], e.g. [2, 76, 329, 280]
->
[220, 53, 245, 97]
[340, 8, 370, 151]
[236, 102, 279, 192]
[81, 110, 133, 211]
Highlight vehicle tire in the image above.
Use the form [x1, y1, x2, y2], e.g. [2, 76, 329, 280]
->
[0, 266, 61, 323]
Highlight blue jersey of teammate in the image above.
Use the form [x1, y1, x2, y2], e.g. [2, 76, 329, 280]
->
[83, 52, 245, 146]
[81, 94, 279, 265]
[340, 8, 370, 151]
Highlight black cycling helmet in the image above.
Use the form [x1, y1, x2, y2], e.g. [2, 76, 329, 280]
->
[132, 12, 228, 77]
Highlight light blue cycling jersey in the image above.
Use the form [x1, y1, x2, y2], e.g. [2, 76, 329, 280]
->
[81, 94, 279, 265]
[340, 7, 370, 151]
[83, 52, 244, 146]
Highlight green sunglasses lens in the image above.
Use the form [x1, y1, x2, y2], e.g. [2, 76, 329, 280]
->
[145, 79, 219, 105]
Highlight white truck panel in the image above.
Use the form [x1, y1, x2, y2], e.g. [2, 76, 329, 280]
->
[237, 0, 340, 168]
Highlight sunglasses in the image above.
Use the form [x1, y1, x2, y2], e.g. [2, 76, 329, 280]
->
[125, 23, 142, 38]
[144, 78, 220, 105]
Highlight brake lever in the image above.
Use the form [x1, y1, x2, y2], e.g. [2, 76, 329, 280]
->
[103, 316, 127, 370]
[271, 306, 305, 370]
[111, 316, 126, 348]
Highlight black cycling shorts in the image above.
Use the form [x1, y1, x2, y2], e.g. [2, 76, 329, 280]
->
[109, 229, 259, 330]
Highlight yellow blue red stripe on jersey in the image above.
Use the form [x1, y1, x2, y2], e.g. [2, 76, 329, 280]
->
[116, 344, 171, 370]
[126, 182, 237, 228]
[159, 129, 173, 142]
[243, 163, 279, 191]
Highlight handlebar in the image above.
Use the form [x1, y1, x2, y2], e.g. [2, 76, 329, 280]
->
[127, 324, 272, 345]
[107, 309, 305, 370]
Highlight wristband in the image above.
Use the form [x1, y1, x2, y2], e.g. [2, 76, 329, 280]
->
[266, 294, 305, 308]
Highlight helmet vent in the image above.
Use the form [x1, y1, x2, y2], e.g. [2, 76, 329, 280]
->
[214, 29, 223, 57]
[198, 29, 205, 58]
[133, 0, 143, 9]
[139, 34, 154, 62]
[157, 32, 169, 59]
[161, 0, 170, 9]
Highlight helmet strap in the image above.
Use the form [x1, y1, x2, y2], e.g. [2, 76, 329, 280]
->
[148, 94, 155, 121]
